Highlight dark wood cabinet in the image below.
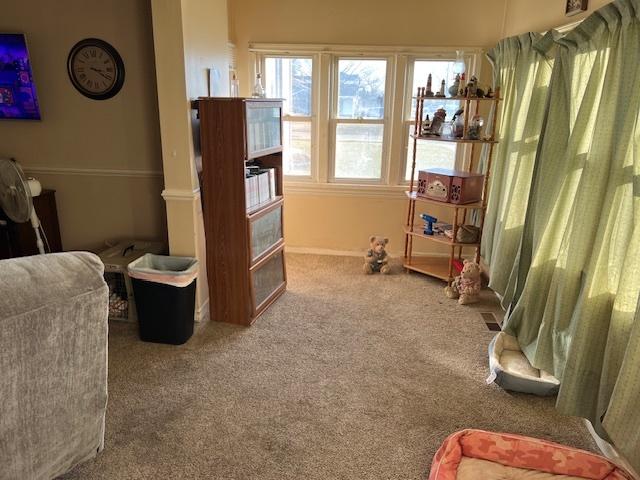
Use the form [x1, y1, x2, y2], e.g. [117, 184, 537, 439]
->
[195, 97, 286, 326]
[0, 189, 63, 260]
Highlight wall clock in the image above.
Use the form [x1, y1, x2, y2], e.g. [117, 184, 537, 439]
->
[67, 38, 125, 100]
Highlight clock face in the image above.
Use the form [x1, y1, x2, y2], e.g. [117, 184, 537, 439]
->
[67, 39, 125, 100]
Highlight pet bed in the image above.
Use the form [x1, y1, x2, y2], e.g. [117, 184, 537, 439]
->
[488, 331, 560, 396]
[429, 429, 632, 480]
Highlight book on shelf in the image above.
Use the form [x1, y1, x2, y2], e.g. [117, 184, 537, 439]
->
[245, 167, 277, 211]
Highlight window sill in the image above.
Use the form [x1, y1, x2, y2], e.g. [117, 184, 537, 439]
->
[283, 181, 408, 198]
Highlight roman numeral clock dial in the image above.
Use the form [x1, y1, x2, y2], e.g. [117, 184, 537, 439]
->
[67, 38, 125, 100]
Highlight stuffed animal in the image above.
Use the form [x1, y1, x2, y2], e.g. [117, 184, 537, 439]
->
[364, 236, 390, 274]
[444, 259, 481, 304]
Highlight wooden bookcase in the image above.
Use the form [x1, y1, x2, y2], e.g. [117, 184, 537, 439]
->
[195, 97, 286, 326]
[403, 89, 501, 284]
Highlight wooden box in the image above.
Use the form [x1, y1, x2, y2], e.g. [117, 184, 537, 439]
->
[416, 168, 484, 204]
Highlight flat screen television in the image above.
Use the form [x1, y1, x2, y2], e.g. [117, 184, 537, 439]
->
[0, 33, 41, 120]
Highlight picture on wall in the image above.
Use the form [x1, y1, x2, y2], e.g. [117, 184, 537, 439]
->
[0, 33, 41, 120]
[566, 0, 588, 16]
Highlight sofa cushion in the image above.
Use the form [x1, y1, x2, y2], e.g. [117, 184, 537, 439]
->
[0, 252, 109, 480]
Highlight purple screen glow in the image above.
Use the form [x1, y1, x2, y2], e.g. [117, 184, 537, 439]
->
[0, 34, 41, 120]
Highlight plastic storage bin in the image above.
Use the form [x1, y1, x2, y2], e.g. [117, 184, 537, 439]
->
[128, 254, 198, 345]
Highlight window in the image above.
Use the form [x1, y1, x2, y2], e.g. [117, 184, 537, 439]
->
[253, 46, 480, 190]
[332, 58, 388, 180]
[264, 57, 313, 176]
[404, 60, 462, 181]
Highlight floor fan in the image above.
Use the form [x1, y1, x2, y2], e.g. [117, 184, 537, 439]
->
[0, 158, 46, 254]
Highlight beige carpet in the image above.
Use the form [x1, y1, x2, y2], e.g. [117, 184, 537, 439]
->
[60, 254, 595, 480]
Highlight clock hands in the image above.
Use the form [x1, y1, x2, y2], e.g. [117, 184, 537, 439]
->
[90, 66, 111, 80]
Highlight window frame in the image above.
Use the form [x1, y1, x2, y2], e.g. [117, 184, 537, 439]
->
[250, 45, 483, 193]
[258, 53, 318, 181]
[328, 55, 393, 184]
[399, 55, 478, 184]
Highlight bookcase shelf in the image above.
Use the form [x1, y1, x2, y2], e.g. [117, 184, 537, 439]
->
[410, 134, 498, 144]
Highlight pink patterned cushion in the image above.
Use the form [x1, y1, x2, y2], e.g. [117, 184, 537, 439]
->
[428, 429, 632, 480]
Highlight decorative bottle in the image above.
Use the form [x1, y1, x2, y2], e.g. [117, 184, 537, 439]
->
[252, 73, 265, 98]
[230, 72, 239, 97]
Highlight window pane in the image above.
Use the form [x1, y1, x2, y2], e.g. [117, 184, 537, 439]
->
[337, 59, 386, 119]
[335, 123, 383, 179]
[405, 135, 456, 180]
[409, 60, 460, 120]
[265, 57, 312, 116]
[283, 121, 311, 176]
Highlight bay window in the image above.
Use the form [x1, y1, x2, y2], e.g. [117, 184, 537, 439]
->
[253, 46, 480, 190]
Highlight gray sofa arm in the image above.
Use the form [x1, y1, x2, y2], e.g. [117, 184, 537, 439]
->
[0, 252, 109, 480]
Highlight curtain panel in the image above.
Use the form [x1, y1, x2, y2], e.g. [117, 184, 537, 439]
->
[482, 32, 555, 309]
[488, 0, 640, 469]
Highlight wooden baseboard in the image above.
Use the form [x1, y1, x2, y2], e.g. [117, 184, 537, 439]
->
[196, 298, 210, 323]
[284, 246, 451, 259]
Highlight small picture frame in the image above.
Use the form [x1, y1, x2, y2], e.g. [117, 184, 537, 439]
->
[566, 0, 588, 16]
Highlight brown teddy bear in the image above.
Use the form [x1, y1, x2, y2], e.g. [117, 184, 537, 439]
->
[364, 236, 390, 274]
[444, 259, 481, 304]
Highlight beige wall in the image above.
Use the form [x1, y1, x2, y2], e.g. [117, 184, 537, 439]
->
[151, 0, 230, 320]
[503, 0, 613, 37]
[231, 0, 507, 94]
[230, 0, 506, 255]
[0, 0, 166, 251]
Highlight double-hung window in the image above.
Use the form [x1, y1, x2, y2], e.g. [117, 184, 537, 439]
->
[403, 59, 462, 181]
[264, 56, 314, 177]
[331, 58, 389, 181]
[254, 47, 481, 189]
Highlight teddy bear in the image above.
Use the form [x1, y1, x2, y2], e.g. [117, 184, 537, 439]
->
[364, 236, 390, 274]
[444, 259, 481, 304]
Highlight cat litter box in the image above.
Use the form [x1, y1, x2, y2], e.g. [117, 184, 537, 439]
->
[487, 331, 560, 396]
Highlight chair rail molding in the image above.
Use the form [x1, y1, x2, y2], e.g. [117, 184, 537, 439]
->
[24, 166, 163, 178]
[161, 188, 201, 202]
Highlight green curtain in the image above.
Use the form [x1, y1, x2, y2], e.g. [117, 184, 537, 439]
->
[481, 32, 555, 309]
[501, 0, 640, 469]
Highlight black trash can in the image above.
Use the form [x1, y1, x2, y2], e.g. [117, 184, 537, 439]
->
[128, 254, 198, 345]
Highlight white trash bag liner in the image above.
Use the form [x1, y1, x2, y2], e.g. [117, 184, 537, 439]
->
[487, 332, 560, 396]
[128, 254, 198, 288]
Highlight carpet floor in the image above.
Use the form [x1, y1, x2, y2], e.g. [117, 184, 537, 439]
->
[60, 254, 596, 480]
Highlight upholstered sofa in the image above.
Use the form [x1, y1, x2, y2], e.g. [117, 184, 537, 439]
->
[0, 252, 109, 480]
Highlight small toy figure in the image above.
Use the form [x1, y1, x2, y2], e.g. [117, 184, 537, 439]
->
[435, 79, 446, 98]
[444, 259, 481, 304]
[464, 75, 479, 97]
[425, 74, 434, 97]
[485, 87, 494, 98]
[451, 108, 465, 138]
[466, 115, 484, 140]
[421, 114, 431, 136]
[420, 214, 437, 235]
[448, 74, 461, 97]
[364, 236, 391, 274]
[428, 107, 446, 136]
